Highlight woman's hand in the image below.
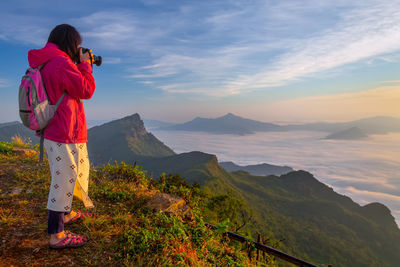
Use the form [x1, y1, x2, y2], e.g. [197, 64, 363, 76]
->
[79, 48, 92, 64]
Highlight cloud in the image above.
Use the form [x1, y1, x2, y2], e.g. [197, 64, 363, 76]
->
[0, 14, 51, 45]
[0, 78, 10, 88]
[325, 173, 397, 191]
[72, 11, 146, 50]
[138, 81, 154, 85]
[340, 186, 400, 203]
[102, 57, 122, 64]
[2, 1, 400, 98]
[222, 1, 400, 94]
[125, 1, 400, 96]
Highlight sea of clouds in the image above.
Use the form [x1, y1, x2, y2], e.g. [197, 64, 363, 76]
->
[151, 129, 400, 226]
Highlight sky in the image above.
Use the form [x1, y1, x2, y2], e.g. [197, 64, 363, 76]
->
[1, 0, 400, 123]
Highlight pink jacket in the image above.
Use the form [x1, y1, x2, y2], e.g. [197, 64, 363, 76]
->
[28, 42, 95, 143]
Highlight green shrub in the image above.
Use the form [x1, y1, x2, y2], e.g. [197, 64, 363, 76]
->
[0, 142, 14, 155]
[100, 161, 148, 185]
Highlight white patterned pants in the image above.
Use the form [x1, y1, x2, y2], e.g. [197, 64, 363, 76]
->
[44, 139, 94, 212]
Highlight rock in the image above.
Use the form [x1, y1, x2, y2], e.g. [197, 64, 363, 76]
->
[11, 188, 23, 195]
[146, 193, 192, 219]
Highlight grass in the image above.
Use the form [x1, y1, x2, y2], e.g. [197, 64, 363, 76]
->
[0, 141, 275, 266]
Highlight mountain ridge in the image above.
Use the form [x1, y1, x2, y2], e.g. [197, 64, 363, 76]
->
[220, 161, 293, 176]
[157, 113, 400, 135]
[1, 113, 400, 266]
[324, 126, 368, 140]
[87, 113, 175, 165]
[159, 113, 282, 135]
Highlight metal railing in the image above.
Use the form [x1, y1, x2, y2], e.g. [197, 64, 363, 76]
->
[205, 223, 319, 267]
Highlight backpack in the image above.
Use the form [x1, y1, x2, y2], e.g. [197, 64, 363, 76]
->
[18, 63, 66, 162]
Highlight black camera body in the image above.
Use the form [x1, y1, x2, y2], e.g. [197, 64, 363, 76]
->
[81, 47, 102, 66]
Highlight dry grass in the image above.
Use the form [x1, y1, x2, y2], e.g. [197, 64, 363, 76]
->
[11, 135, 31, 148]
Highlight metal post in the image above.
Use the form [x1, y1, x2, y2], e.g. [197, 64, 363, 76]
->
[256, 234, 261, 261]
[205, 223, 318, 267]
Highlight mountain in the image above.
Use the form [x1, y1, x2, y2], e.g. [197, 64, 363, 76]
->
[2, 114, 400, 265]
[139, 151, 231, 185]
[219, 161, 293, 176]
[0, 142, 255, 266]
[284, 116, 400, 134]
[87, 113, 175, 165]
[221, 170, 400, 266]
[140, 150, 400, 266]
[0, 121, 20, 128]
[324, 127, 368, 140]
[349, 116, 400, 134]
[160, 113, 400, 136]
[0, 121, 39, 143]
[159, 113, 282, 135]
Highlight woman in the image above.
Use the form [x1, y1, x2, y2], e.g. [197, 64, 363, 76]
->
[28, 24, 96, 249]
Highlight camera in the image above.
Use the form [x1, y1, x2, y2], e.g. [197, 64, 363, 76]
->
[81, 47, 102, 66]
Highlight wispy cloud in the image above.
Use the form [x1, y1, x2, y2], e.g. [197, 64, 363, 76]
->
[73, 11, 152, 51]
[341, 186, 400, 203]
[0, 14, 51, 45]
[123, 0, 400, 96]
[138, 81, 154, 85]
[222, 1, 400, 94]
[102, 57, 122, 65]
[0, 78, 10, 88]
[132, 1, 400, 95]
[1, 1, 400, 97]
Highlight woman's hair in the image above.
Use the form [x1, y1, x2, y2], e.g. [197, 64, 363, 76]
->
[48, 24, 82, 62]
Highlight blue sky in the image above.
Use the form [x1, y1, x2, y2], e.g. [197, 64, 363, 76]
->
[1, 0, 400, 123]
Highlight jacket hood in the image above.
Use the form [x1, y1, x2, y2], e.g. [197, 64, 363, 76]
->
[28, 42, 69, 68]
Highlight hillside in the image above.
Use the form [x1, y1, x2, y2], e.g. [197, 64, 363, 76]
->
[324, 127, 368, 140]
[2, 114, 400, 266]
[145, 152, 400, 266]
[139, 151, 232, 185]
[0, 142, 261, 266]
[220, 171, 400, 266]
[0, 121, 38, 143]
[220, 161, 293, 176]
[87, 113, 175, 165]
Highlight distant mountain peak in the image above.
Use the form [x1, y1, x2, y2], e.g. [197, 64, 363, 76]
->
[219, 161, 293, 176]
[221, 112, 239, 118]
[324, 126, 368, 140]
[87, 113, 175, 164]
[161, 113, 280, 135]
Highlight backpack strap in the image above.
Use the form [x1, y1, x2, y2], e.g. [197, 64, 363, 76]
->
[37, 90, 64, 163]
[54, 91, 66, 109]
[39, 63, 47, 71]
